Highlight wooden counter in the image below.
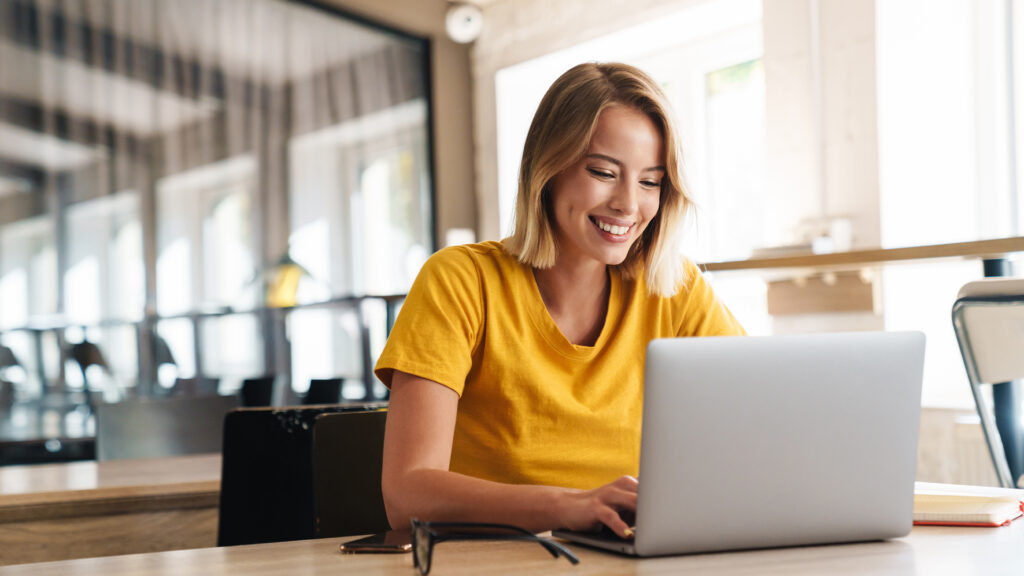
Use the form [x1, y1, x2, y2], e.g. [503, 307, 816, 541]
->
[1, 521, 1022, 575]
[0, 454, 221, 566]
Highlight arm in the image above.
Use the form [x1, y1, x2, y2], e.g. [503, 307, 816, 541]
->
[381, 370, 638, 537]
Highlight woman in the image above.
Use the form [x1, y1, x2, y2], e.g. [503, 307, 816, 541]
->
[375, 62, 744, 539]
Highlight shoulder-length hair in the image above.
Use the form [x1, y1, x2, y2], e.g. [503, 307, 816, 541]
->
[504, 62, 693, 297]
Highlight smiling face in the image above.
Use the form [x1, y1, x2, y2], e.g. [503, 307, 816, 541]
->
[547, 104, 665, 270]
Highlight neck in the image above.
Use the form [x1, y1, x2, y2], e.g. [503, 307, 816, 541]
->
[533, 259, 609, 314]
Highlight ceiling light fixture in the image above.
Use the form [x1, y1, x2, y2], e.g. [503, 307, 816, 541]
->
[445, 2, 483, 44]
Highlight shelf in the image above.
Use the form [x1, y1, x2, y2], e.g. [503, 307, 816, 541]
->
[700, 237, 1024, 272]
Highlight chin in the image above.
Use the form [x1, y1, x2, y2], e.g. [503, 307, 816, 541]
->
[595, 248, 632, 267]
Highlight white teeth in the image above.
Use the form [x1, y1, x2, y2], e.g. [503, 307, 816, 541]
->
[596, 220, 629, 236]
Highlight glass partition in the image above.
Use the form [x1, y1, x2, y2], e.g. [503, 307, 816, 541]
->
[0, 0, 433, 460]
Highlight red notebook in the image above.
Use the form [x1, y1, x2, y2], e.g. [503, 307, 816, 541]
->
[914, 482, 1024, 527]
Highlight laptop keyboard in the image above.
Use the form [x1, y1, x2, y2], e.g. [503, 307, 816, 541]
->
[599, 525, 638, 541]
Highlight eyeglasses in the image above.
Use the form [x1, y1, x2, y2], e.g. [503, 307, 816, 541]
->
[409, 518, 580, 575]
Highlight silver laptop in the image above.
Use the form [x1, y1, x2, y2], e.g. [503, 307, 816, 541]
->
[553, 331, 925, 556]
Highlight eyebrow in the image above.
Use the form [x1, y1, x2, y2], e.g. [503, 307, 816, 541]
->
[585, 153, 665, 173]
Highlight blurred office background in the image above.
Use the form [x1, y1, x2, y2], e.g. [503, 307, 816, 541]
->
[0, 0, 436, 453]
[1, 0, 1023, 484]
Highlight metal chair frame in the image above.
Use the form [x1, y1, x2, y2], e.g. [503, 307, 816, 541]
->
[952, 293, 1024, 488]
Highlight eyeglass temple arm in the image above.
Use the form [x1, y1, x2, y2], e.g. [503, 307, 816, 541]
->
[431, 533, 579, 564]
[537, 538, 580, 564]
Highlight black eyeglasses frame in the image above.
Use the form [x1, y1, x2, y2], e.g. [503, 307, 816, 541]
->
[409, 518, 580, 575]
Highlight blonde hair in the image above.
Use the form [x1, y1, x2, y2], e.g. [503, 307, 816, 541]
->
[504, 62, 693, 297]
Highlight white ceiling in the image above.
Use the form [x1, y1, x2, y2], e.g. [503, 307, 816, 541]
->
[34, 0, 396, 86]
[0, 0, 411, 175]
[0, 39, 220, 136]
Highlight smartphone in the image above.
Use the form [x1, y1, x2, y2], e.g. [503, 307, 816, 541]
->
[338, 530, 412, 554]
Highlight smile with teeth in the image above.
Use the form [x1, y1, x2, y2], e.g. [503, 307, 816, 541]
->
[593, 218, 631, 236]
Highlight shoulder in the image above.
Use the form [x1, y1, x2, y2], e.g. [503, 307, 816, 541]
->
[622, 257, 704, 302]
[409, 241, 522, 302]
[619, 256, 744, 336]
[665, 257, 715, 308]
[422, 240, 510, 270]
[675, 258, 705, 293]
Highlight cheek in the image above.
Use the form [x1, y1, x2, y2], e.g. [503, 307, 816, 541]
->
[642, 192, 661, 222]
[555, 175, 599, 215]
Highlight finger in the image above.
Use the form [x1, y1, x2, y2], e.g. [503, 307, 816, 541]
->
[597, 487, 638, 511]
[614, 475, 639, 491]
[597, 507, 633, 539]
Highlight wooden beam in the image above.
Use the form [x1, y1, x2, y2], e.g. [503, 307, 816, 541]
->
[701, 237, 1024, 272]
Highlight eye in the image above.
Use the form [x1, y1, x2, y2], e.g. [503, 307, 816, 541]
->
[587, 167, 615, 180]
[640, 179, 662, 189]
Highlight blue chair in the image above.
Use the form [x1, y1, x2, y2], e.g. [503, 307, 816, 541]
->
[952, 278, 1024, 488]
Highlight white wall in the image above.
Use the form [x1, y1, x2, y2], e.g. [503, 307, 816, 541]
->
[764, 0, 880, 249]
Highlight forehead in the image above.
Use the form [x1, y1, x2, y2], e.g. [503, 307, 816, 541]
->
[587, 105, 664, 162]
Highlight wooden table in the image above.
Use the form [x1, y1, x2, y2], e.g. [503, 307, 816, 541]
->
[2, 521, 1022, 575]
[0, 454, 221, 566]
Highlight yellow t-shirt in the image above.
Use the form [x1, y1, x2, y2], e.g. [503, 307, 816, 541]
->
[374, 240, 745, 490]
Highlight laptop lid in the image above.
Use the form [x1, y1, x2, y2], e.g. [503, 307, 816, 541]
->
[631, 331, 924, 556]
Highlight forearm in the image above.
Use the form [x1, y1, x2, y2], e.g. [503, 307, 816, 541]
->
[383, 467, 577, 533]
[379, 372, 635, 537]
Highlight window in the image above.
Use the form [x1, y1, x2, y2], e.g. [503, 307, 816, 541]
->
[156, 156, 258, 316]
[289, 101, 432, 298]
[0, 0, 432, 413]
[156, 156, 261, 393]
[288, 100, 432, 395]
[494, 0, 763, 250]
[876, 0, 1024, 407]
[64, 193, 144, 324]
[0, 217, 56, 329]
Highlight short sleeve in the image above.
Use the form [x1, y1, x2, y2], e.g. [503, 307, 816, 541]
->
[374, 246, 484, 396]
[675, 260, 746, 337]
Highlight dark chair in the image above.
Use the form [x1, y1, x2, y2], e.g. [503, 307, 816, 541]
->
[0, 343, 21, 371]
[68, 340, 107, 373]
[95, 394, 239, 461]
[312, 410, 390, 537]
[240, 376, 275, 407]
[0, 345, 21, 408]
[303, 378, 343, 405]
[66, 339, 117, 408]
[217, 402, 386, 547]
[0, 378, 13, 409]
[153, 334, 176, 367]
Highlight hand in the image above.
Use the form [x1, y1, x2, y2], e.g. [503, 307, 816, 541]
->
[556, 475, 638, 539]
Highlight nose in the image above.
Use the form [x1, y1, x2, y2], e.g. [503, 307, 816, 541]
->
[608, 179, 639, 215]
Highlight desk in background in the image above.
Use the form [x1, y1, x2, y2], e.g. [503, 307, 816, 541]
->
[1, 522, 1022, 575]
[0, 454, 220, 566]
[0, 396, 96, 466]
